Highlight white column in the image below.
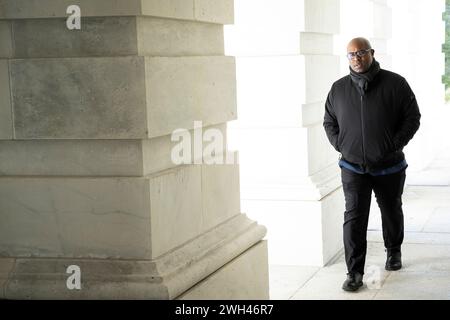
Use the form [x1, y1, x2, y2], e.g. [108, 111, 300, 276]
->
[339, 0, 392, 74]
[226, 0, 343, 266]
[371, 0, 393, 69]
[389, 0, 446, 182]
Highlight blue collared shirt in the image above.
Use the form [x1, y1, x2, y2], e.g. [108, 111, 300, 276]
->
[339, 159, 408, 176]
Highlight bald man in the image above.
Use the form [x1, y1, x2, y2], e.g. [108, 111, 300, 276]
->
[323, 38, 421, 292]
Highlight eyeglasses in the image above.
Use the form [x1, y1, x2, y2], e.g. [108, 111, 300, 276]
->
[347, 49, 372, 60]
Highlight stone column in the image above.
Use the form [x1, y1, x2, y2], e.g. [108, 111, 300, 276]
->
[226, 0, 343, 266]
[390, 0, 446, 178]
[370, 0, 392, 69]
[0, 0, 268, 299]
[339, 0, 391, 74]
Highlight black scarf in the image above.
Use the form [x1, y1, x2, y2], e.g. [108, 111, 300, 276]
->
[349, 59, 380, 96]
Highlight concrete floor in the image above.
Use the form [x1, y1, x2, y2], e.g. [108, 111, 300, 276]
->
[269, 146, 450, 300]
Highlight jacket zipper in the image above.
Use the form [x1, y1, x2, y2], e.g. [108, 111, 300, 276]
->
[360, 95, 367, 170]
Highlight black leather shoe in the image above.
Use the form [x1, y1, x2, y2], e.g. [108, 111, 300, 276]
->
[342, 272, 363, 292]
[385, 251, 402, 271]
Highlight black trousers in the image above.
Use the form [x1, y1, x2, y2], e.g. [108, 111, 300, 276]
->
[341, 167, 406, 275]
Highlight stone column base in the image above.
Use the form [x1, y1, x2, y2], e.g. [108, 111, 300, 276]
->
[0, 214, 267, 300]
[243, 188, 344, 266]
[178, 241, 269, 300]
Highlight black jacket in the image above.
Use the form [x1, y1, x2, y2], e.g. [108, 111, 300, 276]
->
[323, 69, 421, 172]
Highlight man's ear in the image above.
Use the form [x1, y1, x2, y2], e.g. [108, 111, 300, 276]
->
[371, 49, 375, 56]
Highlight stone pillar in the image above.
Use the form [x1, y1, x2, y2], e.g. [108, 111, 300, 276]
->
[390, 0, 446, 179]
[226, 0, 343, 266]
[339, 0, 392, 74]
[0, 0, 268, 299]
[370, 0, 392, 69]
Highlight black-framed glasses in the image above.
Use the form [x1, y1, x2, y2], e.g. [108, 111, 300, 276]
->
[347, 48, 372, 60]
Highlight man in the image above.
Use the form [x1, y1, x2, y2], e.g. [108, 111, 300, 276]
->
[323, 37, 421, 292]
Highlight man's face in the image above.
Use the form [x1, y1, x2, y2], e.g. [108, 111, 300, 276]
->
[347, 42, 374, 73]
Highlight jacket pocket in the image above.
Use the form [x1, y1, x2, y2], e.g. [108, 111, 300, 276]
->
[375, 131, 395, 163]
[386, 131, 396, 153]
